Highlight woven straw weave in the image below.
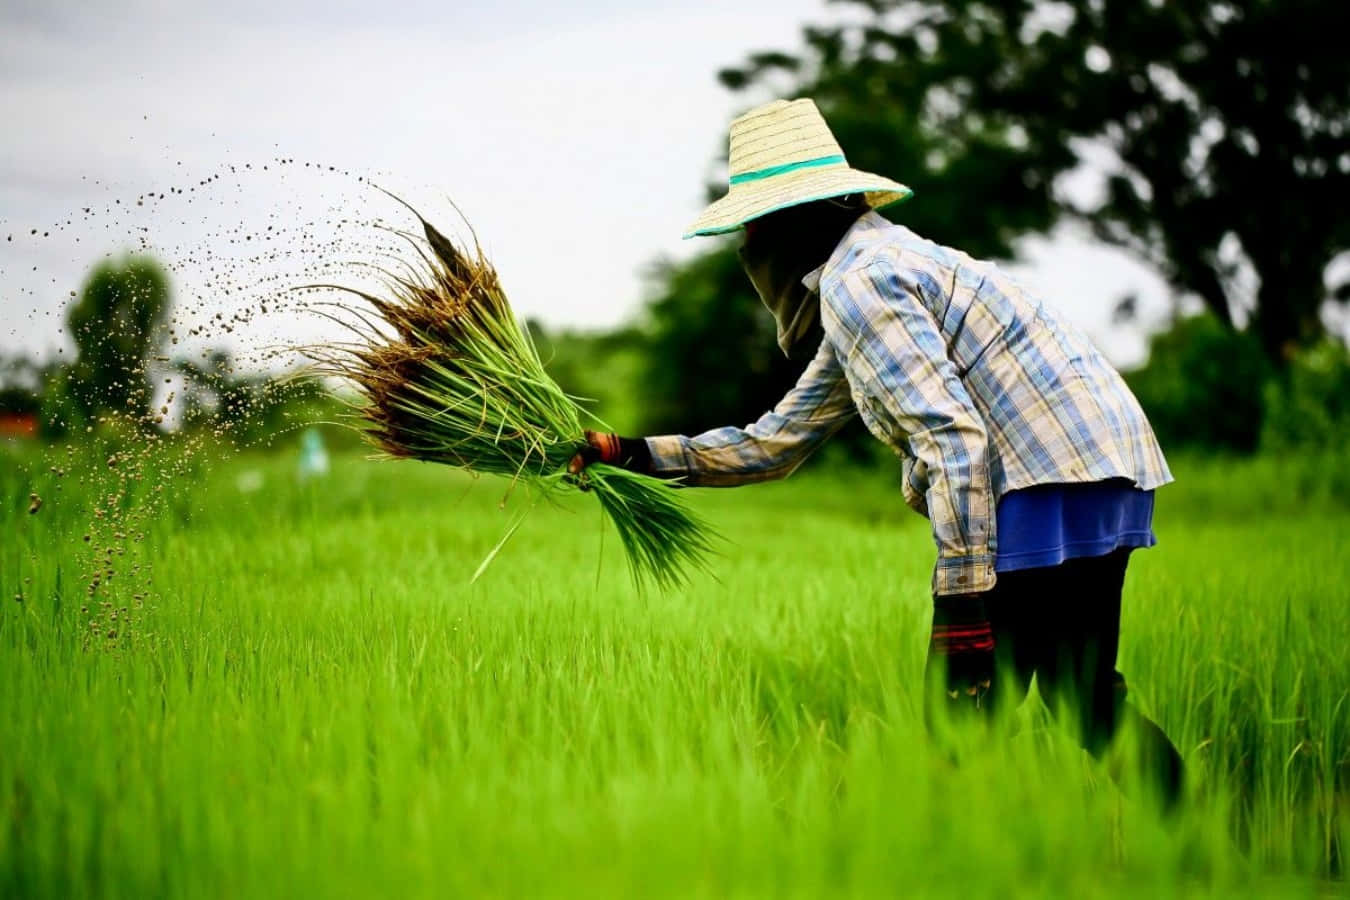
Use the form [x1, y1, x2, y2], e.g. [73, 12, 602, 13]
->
[685, 98, 911, 238]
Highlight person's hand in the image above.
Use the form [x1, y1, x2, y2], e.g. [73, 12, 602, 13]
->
[927, 592, 995, 708]
[567, 430, 621, 476]
[567, 432, 654, 482]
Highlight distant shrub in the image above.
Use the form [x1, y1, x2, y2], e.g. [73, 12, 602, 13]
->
[1123, 314, 1271, 454]
[1260, 338, 1350, 451]
[37, 368, 88, 439]
[0, 386, 39, 416]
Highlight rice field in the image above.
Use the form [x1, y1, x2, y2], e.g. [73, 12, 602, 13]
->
[2, 440, 1346, 898]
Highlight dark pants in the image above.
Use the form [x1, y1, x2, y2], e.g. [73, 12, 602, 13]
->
[928, 549, 1184, 808]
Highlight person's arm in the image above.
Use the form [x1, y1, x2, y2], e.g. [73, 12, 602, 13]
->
[571, 337, 856, 486]
[826, 258, 996, 597]
[644, 337, 855, 486]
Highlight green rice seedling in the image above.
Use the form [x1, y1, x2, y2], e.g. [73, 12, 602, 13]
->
[309, 200, 715, 589]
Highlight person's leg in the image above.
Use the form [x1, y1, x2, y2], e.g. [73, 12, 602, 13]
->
[983, 567, 1042, 719]
[1035, 549, 1184, 810]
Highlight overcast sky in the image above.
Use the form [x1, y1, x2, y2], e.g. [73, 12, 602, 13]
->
[2, 0, 1176, 371]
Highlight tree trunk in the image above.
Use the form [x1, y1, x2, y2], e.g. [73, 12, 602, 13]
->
[1252, 271, 1324, 370]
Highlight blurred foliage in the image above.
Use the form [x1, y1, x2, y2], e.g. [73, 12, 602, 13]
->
[636, 252, 880, 460]
[1261, 338, 1350, 451]
[4, 253, 350, 449]
[717, 0, 1349, 364]
[638, 0, 1348, 444]
[637, 251, 807, 437]
[64, 255, 170, 429]
[0, 388, 36, 417]
[528, 322, 648, 436]
[174, 348, 353, 450]
[638, 0, 1063, 440]
[37, 368, 87, 440]
[1123, 314, 1271, 453]
[0, 357, 52, 416]
[1124, 315, 1350, 455]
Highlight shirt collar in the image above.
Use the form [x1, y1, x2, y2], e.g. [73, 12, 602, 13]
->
[799, 210, 891, 293]
[801, 264, 825, 293]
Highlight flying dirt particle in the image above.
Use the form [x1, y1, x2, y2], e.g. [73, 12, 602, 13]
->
[28, 493, 42, 515]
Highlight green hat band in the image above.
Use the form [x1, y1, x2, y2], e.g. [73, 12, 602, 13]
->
[728, 154, 846, 185]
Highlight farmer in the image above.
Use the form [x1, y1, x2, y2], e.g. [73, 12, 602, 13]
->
[570, 98, 1183, 806]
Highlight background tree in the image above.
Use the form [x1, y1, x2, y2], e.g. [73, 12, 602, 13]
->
[638, 0, 1347, 443]
[66, 255, 170, 425]
[638, 6, 1074, 438]
[528, 321, 649, 436]
[714, 0, 1349, 365]
[638, 250, 798, 437]
[0, 355, 46, 415]
[174, 348, 346, 447]
[1123, 314, 1270, 453]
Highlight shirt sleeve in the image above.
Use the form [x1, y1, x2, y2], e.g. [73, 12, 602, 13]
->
[828, 258, 997, 596]
[644, 337, 856, 487]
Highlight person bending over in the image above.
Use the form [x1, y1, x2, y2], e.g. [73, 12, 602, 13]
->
[571, 98, 1183, 809]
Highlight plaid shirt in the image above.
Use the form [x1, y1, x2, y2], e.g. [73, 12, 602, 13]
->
[647, 212, 1172, 596]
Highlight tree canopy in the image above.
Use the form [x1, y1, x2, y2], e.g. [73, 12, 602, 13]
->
[714, 0, 1349, 363]
[66, 255, 170, 425]
[637, 0, 1349, 442]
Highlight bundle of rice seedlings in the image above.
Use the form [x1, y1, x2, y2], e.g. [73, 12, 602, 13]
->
[309, 199, 715, 589]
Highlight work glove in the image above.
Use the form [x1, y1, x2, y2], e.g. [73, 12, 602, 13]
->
[926, 592, 996, 709]
[567, 430, 652, 476]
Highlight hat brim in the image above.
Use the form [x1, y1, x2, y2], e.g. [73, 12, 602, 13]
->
[684, 166, 912, 239]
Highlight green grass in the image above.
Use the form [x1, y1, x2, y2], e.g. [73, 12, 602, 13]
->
[1, 439, 1346, 898]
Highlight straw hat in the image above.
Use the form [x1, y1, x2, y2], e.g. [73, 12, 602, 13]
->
[684, 98, 912, 238]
